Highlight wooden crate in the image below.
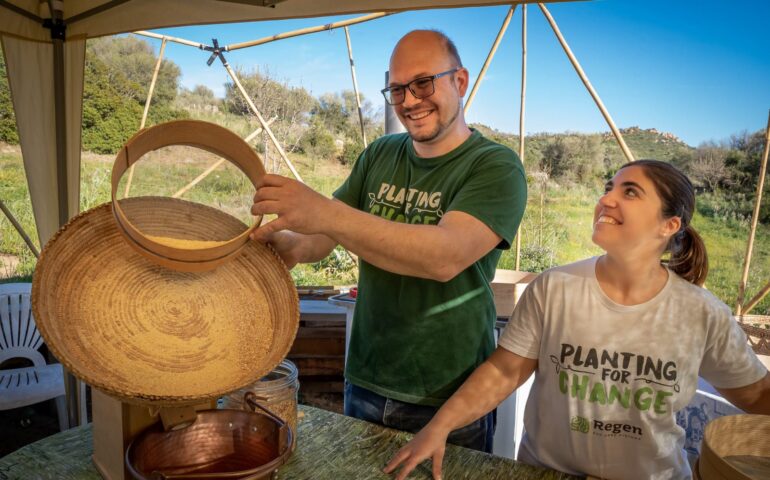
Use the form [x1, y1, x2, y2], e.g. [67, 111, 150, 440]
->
[290, 298, 347, 412]
[491, 269, 538, 319]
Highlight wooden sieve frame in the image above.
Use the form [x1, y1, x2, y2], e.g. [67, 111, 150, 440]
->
[111, 120, 265, 272]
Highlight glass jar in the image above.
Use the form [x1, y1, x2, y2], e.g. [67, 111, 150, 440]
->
[220, 359, 299, 446]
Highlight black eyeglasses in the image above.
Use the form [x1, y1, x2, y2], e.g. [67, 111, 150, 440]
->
[381, 67, 461, 105]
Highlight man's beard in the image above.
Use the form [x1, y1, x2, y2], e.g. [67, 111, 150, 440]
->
[404, 100, 460, 143]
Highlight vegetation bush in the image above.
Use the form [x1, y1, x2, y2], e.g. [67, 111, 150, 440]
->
[0, 36, 187, 153]
[0, 55, 18, 144]
[340, 138, 365, 166]
[300, 121, 337, 160]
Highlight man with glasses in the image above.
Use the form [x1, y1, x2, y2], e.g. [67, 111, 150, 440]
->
[251, 30, 526, 453]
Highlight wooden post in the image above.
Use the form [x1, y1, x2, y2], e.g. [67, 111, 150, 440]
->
[225, 13, 392, 51]
[124, 37, 168, 198]
[140, 38, 167, 131]
[219, 54, 304, 183]
[244, 116, 277, 143]
[736, 109, 770, 314]
[344, 27, 367, 147]
[464, 5, 516, 115]
[0, 199, 39, 258]
[742, 280, 770, 315]
[515, 5, 527, 272]
[538, 3, 635, 163]
[134, 31, 204, 49]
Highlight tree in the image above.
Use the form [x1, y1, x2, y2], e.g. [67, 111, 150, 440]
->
[177, 85, 220, 111]
[0, 52, 19, 144]
[688, 144, 731, 191]
[79, 36, 188, 153]
[223, 66, 316, 153]
[81, 55, 143, 153]
[88, 36, 181, 106]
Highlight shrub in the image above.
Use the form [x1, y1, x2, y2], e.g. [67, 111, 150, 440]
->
[300, 124, 336, 160]
[340, 138, 364, 166]
[0, 54, 18, 144]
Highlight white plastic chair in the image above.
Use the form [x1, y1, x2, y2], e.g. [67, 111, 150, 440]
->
[0, 283, 86, 430]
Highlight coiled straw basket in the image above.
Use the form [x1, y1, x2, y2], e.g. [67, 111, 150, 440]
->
[31, 120, 300, 479]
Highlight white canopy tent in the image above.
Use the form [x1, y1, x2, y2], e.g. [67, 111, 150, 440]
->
[0, 0, 584, 430]
[0, 0, 580, 246]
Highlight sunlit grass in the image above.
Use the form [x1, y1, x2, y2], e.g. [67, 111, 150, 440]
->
[1, 144, 768, 312]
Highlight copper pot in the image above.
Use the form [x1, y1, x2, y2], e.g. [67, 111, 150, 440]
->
[126, 400, 293, 480]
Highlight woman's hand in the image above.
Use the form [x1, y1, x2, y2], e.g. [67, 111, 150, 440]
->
[383, 424, 450, 480]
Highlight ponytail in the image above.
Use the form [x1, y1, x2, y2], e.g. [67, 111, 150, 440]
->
[666, 225, 709, 286]
[619, 160, 709, 287]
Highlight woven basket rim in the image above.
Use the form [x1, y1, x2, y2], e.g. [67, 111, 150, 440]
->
[32, 199, 299, 406]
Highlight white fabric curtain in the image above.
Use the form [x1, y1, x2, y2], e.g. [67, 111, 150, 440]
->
[2, 35, 85, 245]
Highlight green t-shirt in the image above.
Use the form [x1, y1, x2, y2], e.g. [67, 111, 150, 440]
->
[333, 129, 527, 406]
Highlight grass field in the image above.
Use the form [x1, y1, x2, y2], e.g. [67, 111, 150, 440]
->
[1, 143, 768, 314]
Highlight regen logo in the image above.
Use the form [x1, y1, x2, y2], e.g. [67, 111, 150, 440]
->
[593, 419, 643, 437]
[570, 416, 590, 434]
[570, 417, 644, 439]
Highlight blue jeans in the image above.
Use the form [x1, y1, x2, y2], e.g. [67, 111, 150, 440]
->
[344, 382, 495, 453]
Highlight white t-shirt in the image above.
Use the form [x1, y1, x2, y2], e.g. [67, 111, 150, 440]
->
[498, 257, 767, 480]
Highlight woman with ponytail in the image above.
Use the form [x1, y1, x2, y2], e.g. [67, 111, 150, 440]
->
[385, 160, 769, 480]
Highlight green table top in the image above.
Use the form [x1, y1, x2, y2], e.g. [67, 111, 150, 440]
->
[0, 405, 578, 479]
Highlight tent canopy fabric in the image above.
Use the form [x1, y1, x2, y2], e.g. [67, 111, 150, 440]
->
[0, 0, 582, 246]
[1, 1, 579, 42]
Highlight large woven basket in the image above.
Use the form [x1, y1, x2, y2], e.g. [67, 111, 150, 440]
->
[32, 196, 299, 407]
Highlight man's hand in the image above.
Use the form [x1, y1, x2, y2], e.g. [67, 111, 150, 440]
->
[251, 174, 334, 241]
[383, 424, 450, 480]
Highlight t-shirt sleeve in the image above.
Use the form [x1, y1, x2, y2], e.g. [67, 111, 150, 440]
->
[445, 148, 526, 249]
[498, 274, 544, 359]
[333, 145, 370, 209]
[699, 303, 768, 389]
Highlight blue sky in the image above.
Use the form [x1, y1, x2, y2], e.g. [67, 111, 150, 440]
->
[146, 0, 770, 147]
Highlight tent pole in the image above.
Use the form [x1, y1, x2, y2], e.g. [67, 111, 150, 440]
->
[515, 4, 527, 272]
[0, 199, 39, 258]
[172, 117, 277, 199]
[218, 52, 304, 182]
[49, 24, 68, 225]
[742, 280, 770, 316]
[344, 26, 367, 147]
[124, 37, 167, 198]
[46, 0, 85, 430]
[244, 116, 276, 143]
[64, 0, 131, 25]
[464, 5, 515, 115]
[0, 0, 42, 22]
[225, 12, 392, 51]
[134, 31, 206, 49]
[538, 3, 635, 163]
[219, 57, 359, 270]
[736, 109, 770, 314]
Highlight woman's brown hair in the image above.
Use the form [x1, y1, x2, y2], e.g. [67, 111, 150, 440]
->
[619, 159, 709, 286]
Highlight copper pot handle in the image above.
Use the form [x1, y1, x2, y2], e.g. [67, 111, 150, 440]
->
[244, 391, 291, 456]
[244, 391, 285, 426]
